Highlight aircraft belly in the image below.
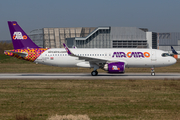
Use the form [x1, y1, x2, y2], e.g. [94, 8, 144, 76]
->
[125, 58, 152, 67]
[35, 56, 79, 67]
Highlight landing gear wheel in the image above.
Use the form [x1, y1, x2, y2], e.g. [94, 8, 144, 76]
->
[151, 67, 155, 76]
[91, 71, 98, 76]
[151, 72, 155, 76]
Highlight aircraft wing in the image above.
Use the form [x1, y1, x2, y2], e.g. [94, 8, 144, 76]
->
[63, 43, 126, 64]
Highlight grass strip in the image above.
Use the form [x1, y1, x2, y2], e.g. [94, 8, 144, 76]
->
[0, 79, 180, 120]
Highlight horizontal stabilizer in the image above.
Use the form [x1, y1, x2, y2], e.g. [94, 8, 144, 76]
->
[5, 50, 28, 57]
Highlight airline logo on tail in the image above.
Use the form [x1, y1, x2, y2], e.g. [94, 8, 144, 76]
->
[13, 32, 27, 40]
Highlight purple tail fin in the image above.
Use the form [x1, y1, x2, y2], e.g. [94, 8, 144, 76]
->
[8, 21, 40, 49]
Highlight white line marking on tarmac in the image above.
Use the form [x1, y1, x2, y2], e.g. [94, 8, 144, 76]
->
[0, 73, 180, 79]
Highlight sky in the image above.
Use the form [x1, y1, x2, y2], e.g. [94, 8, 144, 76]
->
[1, 0, 180, 40]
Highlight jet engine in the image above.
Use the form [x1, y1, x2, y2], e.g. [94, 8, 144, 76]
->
[103, 62, 125, 73]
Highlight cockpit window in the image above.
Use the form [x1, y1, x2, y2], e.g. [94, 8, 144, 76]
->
[162, 53, 170, 57]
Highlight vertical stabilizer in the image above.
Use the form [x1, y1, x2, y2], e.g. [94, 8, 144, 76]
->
[8, 21, 40, 49]
[171, 46, 178, 55]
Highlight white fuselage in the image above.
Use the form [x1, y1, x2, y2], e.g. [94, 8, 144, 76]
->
[34, 48, 177, 68]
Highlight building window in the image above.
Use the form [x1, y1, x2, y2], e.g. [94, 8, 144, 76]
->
[113, 40, 147, 48]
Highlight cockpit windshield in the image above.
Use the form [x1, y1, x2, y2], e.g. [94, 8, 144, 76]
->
[162, 53, 170, 57]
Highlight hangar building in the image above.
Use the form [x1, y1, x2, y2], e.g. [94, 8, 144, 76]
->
[157, 32, 180, 51]
[29, 27, 157, 49]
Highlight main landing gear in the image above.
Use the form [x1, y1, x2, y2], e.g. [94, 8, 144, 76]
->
[151, 67, 155, 76]
[91, 65, 99, 76]
[91, 70, 98, 76]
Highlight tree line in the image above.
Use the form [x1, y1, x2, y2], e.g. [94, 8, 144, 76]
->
[0, 42, 13, 54]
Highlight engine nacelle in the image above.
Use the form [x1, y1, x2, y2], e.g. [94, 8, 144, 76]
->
[104, 62, 125, 73]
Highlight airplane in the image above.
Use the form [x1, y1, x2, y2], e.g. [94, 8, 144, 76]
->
[4, 21, 177, 76]
[170, 46, 180, 55]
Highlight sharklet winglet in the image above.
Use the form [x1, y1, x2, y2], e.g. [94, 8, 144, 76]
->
[63, 43, 75, 56]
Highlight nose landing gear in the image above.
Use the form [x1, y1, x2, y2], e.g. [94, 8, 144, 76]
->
[151, 67, 155, 76]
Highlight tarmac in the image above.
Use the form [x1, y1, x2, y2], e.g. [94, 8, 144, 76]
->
[0, 73, 180, 80]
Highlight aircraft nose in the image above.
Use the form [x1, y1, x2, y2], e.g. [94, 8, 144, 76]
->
[171, 57, 177, 64]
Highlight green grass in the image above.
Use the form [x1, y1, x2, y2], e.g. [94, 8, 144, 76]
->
[0, 54, 180, 73]
[0, 54, 31, 64]
[0, 80, 180, 120]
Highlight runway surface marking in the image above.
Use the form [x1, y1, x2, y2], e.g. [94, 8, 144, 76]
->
[0, 73, 180, 79]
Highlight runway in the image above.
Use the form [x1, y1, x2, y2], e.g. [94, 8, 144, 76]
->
[0, 73, 180, 79]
